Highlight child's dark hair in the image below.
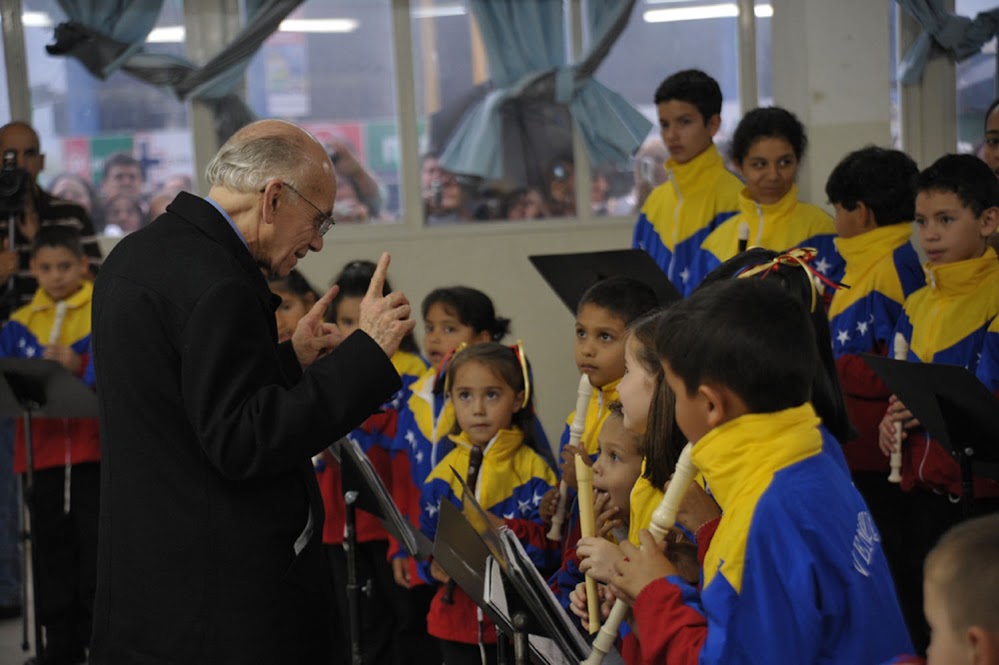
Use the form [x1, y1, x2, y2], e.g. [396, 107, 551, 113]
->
[446, 342, 541, 455]
[985, 98, 999, 131]
[422, 287, 510, 341]
[327, 259, 418, 354]
[697, 248, 854, 442]
[577, 276, 659, 326]
[659, 279, 817, 417]
[915, 153, 999, 217]
[730, 106, 807, 165]
[654, 69, 722, 124]
[825, 146, 919, 226]
[627, 311, 685, 486]
[267, 269, 318, 300]
[605, 400, 645, 453]
[31, 225, 84, 258]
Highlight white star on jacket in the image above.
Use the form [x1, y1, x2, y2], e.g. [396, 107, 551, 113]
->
[517, 498, 532, 515]
[815, 256, 831, 274]
[856, 320, 869, 336]
[424, 502, 439, 518]
[837, 329, 851, 345]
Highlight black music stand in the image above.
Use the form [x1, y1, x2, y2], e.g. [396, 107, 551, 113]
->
[433, 471, 620, 665]
[332, 437, 432, 559]
[529, 249, 682, 314]
[0, 358, 98, 661]
[863, 355, 999, 515]
[333, 436, 434, 664]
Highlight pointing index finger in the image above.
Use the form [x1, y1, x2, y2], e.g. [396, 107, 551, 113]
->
[311, 285, 339, 320]
[367, 252, 391, 299]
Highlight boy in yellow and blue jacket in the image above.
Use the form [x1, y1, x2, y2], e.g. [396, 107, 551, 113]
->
[631, 69, 742, 296]
[613, 278, 912, 665]
[880, 154, 999, 654]
[0, 226, 99, 664]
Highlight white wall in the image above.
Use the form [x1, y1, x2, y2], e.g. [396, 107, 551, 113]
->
[295, 218, 634, 447]
[771, 0, 894, 205]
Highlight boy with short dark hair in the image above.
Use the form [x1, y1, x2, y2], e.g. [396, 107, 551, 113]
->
[0, 225, 99, 664]
[612, 278, 912, 664]
[562, 276, 659, 462]
[544, 277, 659, 629]
[922, 512, 999, 665]
[825, 146, 925, 612]
[632, 70, 743, 296]
[879, 153, 999, 653]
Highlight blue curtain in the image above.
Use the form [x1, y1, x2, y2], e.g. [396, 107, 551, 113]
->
[47, 0, 303, 143]
[896, 0, 999, 84]
[46, 0, 164, 78]
[440, 0, 651, 182]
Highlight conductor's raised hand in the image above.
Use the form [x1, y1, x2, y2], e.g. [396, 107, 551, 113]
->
[358, 253, 415, 358]
[291, 285, 344, 369]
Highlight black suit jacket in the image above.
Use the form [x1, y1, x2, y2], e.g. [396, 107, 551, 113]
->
[89, 192, 400, 664]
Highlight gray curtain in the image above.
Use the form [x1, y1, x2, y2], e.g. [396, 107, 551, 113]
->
[439, 0, 651, 183]
[896, 0, 999, 84]
[47, 0, 303, 143]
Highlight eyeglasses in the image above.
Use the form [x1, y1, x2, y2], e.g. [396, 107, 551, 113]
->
[264, 180, 335, 238]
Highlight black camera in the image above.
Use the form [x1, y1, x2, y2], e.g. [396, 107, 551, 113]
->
[0, 150, 30, 217]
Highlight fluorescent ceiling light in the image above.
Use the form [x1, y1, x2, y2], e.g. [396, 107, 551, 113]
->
[146, 26, 184, 43]
[644, 3, 772, 22]
[279, 18, 359, 33]
[412, 5, 467, 19]
[142, 17, 359, 43]
[21, 12, 53, 28]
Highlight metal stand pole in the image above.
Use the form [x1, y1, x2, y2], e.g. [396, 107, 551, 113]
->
[344, 490, 362, 665]
[21, 408, 43, 660]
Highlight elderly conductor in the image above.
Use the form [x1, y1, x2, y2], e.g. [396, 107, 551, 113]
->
[89, 120, 415, 664]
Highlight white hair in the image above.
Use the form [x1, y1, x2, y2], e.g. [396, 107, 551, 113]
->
[205, 131, 313, 192]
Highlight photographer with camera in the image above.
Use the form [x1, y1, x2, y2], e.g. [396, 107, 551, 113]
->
[0, 122, 103, 636]
[0, 122, 102, 322]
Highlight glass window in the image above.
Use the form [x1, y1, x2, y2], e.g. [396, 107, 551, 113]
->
[592, 1, 771, 216]
[246, 0, 404, 224]
[956, 0, 996, 153]
[410, 0, 578, 224]
[16, 0, 194, 236]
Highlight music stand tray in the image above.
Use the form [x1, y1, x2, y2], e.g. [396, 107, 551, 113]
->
[0, 358, 99, 660]
[863, 355, 999, 507]
[434, 470, 622, 665]
[333, 437, 433, 560]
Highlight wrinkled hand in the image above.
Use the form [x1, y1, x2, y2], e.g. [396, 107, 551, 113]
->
[578, 536, 626, 584]
[674, 481, 721, 535]
[291, 285, 344, 368]
[43, 344, 82, 374]
[358, 253, 415, 358]
[611, 530, 676, 606]
[392, 557, 411, 588]
[593, 490, 622, 538]
[878, 395, 919, 457]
